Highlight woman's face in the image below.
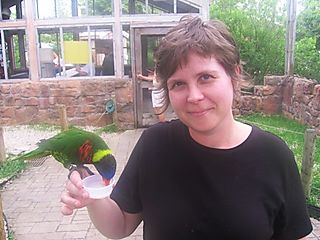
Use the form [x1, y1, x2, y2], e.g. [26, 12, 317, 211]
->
[167, 52, 235, 136]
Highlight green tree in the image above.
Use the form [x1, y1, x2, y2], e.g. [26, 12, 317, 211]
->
[295, 37, 320, 80]
[297, 0, 320, 49]
[295, 0, 320, 82]
[210, 0, 286, 84]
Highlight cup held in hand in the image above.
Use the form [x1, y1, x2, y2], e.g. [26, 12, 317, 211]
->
[82, 174, 114, 199]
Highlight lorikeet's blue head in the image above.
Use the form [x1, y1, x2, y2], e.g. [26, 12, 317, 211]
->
[94, 154, 116, 185]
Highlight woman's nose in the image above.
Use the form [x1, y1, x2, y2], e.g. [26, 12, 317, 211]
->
[187, 85, 204, 102]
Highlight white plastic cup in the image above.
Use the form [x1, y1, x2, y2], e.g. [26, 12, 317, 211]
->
[82, 174, 114, 199]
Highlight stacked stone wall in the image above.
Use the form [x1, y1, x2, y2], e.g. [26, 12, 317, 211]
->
[236, 75, 320, 133]
[0, 76, 319, 133]
[0, 79, 134, 129]
[281, 76, 320, 132]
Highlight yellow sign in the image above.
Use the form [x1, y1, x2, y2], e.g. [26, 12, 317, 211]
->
[64, 41, 89, 64]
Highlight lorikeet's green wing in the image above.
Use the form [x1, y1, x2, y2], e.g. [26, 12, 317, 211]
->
[42, 127, 116, 183]
[35, 127, 109, 167]
[12, 127, 116, 184]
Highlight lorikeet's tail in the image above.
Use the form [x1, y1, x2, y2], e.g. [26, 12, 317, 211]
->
[11, 148, 51, 162]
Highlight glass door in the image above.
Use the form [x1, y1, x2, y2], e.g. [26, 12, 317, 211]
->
[131, 26, 171, 127]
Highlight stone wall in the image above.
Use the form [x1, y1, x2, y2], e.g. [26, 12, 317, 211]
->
[236, 75, 320, 133]
[282, 76, 320, 131]
[0, 79, 134, 129]
[0, 76, 319, 132]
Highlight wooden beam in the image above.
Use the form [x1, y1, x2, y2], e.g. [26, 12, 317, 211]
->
[301, 128, 317, 198]
[285, 0, 297, 75]
[0, 21, 26, 28]
[59, 105, 69, 131]
[114, 0, 122, 78]
[25, 0, 40, 81]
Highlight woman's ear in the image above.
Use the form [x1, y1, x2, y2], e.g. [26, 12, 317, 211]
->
[235, 64, 241, 75]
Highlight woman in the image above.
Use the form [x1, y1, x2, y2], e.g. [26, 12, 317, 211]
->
[61, 16, 312, 239]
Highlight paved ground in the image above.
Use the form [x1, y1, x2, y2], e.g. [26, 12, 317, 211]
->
[1, 129, 144, 240]
[1, 128, 320, 239]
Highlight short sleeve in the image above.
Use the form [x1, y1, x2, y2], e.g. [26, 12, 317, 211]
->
[110, 132, 146, 213]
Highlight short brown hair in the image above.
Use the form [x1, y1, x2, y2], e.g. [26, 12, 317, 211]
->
[154, 15, 242, 111]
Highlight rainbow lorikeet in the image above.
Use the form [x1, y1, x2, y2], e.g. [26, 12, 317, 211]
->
[12, 127, 116, 185]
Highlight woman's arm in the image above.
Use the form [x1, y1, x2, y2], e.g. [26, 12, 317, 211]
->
[87, 199, 142, 238]
[137, 73, 153, 81]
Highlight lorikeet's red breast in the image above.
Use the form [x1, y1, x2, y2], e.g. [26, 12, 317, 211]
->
[79, 140, 93, 164]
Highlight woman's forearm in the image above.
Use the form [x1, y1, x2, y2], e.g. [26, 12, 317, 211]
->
[87, 198, 142, 239]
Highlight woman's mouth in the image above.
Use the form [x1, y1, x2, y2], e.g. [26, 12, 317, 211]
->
[188, 109, 210, 117]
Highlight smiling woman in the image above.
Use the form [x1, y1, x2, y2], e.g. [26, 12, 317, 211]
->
[166, 54, 238, 146]
[61, 15, 313, 240]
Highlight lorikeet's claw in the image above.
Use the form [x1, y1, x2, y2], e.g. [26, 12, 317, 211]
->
[68, 165, 94, 179]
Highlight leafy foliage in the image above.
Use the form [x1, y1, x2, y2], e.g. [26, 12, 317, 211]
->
[295, 0, 320, 81]
[297, 0, 320, 49]
[295, 37, 320, 80]
[210, 0, 320, 83]
[210, 0, 286, 84]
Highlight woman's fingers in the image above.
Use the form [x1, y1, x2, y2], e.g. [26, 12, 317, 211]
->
[61, 190, 81, 207]
[60, 170, 91, 215]
[69, 169, 84, 189]
[61, 204, 75, 215]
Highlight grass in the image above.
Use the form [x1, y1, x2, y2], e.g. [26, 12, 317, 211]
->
[8, 231, 14, 240]
[93, 123, 123, 135]
[238, 113, 320, 206]
[0, 157, 26, 179]
[23, 123, 60, 132]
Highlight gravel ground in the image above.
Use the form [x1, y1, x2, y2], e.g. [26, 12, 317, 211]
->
[3, 126, 59, 156]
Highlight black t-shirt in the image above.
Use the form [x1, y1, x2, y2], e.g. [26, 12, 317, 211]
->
[111, 120, 312, 240]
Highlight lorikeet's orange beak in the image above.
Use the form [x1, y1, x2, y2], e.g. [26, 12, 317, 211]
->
[103, 178, 111, 186]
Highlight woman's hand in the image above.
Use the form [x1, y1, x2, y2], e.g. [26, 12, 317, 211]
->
[60, 170, 93, 215]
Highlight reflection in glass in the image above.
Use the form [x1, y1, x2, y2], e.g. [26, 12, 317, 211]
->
[0, 29, 29, 80]
[1, 1, 25, 20]
[177, 0, 200, 13]
[86, 0, 112, 16]
[35, 0, 112, 19]
[122, 0, 175, 14]
[36, 0, 57, 19]
[38, 28, 61, 78]
[122, 25, 131, 77]
[90, 26, 114, 76]
[38, 25, 114, 78]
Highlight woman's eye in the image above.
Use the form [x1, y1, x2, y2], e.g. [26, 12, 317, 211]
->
[168, 81, 184, 90]
[200, 74, 214, 81]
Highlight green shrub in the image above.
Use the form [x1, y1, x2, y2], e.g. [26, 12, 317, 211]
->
[295, 37, 320, 82]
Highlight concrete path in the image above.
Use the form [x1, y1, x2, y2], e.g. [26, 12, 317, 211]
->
[1, 128, 320, 239]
